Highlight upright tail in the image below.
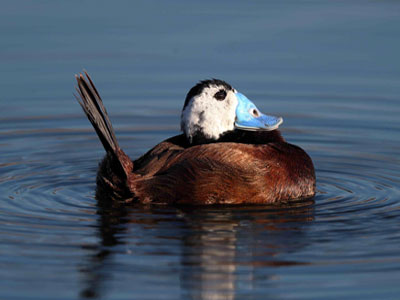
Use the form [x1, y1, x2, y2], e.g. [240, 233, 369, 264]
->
[74, 71, 132, 181]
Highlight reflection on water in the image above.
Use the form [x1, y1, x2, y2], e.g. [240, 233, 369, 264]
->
[79, 199, 314, 299]
[79, 199, 130, 299]
[179, 203, 314, 300]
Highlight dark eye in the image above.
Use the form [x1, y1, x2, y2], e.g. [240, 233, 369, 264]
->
[214, 89, 227, 101]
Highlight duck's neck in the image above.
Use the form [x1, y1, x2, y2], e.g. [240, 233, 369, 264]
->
[221, 129, 285, 144]
[188, 129, 285, 146]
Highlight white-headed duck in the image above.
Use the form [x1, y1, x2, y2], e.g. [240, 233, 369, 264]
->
[75, 72, 315, 204]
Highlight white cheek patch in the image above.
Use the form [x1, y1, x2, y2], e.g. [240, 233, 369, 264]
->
[181, 86, 238, 141]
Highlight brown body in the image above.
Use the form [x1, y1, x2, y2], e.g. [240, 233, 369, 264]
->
[97, 131, 315, 204]
[76, 72, 316, 205]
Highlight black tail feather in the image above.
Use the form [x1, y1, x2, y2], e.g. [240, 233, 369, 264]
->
[74, 71, 134, 181]
[75, 71, 119, 155]
[75, 72, 135, 200]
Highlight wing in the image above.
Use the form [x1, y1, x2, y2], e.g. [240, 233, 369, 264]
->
[132, 135, 187, 177]
[130, 143, 281, 204]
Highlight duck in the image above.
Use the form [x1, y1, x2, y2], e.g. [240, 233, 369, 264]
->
[75, 72, 315, 205]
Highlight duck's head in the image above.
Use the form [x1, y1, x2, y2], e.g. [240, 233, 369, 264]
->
[181, 79, 283, 143]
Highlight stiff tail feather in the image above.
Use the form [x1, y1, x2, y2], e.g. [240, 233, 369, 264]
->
[74, 71, 132, 181]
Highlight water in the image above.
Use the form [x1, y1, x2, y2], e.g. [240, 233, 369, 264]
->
[1, 1, 400, 299]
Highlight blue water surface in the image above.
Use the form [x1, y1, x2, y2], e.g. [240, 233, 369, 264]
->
[1, 1, 400, 299]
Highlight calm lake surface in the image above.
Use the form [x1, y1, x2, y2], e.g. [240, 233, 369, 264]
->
[1, 1, 400, 299]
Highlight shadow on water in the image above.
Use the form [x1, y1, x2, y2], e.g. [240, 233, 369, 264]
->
[79, 194, 314, 299]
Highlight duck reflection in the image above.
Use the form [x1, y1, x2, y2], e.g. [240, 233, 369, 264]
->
[179, 210, 238, 300]
[179, 202, 313, 300]
[79, 197, 314, 299]
[79, 196, 130, 299]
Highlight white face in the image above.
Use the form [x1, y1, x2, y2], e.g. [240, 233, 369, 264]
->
[181, 84, 238, 143]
